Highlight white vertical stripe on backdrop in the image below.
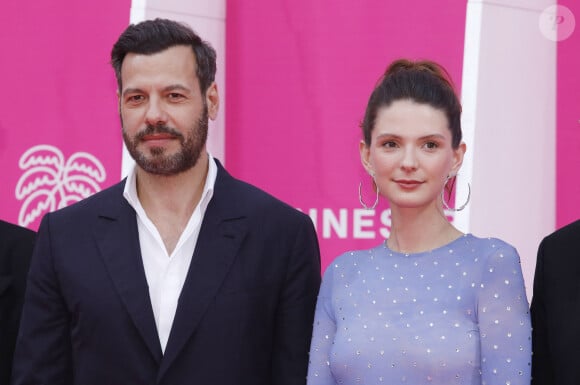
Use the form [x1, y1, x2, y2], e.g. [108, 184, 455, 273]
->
[460, 0, 556, 301]
[455, 1, 483, 235]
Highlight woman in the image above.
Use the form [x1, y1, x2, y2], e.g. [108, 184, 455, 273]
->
[306, 59, 531, 385]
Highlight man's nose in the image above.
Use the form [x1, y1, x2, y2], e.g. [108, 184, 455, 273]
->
[144, 97, 167, 126]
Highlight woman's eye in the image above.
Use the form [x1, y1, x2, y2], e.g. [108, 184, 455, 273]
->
[424, 142, 438, 149]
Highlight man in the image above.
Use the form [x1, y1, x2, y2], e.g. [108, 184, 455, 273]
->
[12, 19, 321, 385]
[0, 220, 35, 385]
[531, 219, 580, 385]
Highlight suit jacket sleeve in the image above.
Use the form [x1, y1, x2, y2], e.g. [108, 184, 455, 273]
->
[530, 237, 553, 385]
[0, 221, 35, 385]
[11, 214, 73, 385]
[272, 214, 321, 385]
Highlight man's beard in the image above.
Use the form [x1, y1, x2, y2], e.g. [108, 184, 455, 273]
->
[122, 108, 208, 176]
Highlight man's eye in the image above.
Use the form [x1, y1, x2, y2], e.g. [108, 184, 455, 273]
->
[168, 93, 184, 100]
[382, 141, 397, 148]
[127, 95, 144, 103]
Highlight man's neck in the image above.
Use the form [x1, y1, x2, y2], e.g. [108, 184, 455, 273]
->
[135, 153, 210, 254]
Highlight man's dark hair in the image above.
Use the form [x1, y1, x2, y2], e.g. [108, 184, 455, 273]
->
[111, 18, 216, 95]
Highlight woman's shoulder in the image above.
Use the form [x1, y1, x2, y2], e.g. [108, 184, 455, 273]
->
[334, 243, 386, 263]
[466, 233, 514, 248]
[465, 233, 520, 261]
[322, 244, 384, 277]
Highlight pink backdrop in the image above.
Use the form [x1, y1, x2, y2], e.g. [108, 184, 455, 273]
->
[556, 1, 580, 227]
[226, 0, 468, 271]
[0, 0, 130, 230]
[1, 1, 577, 273]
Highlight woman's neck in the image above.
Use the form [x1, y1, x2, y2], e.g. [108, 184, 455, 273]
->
[387, 206, 463, 254]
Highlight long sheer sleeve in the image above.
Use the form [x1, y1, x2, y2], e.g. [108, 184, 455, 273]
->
[307, 267, 337, 385]
[478, 244, 531, 385]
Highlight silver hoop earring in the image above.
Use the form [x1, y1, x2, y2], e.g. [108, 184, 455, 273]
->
[358, 175, 379, 210]
[441, 175, 471, 212]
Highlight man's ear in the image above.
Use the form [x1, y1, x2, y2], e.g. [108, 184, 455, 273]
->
[206, 82, 219, 120]
[116, 89, 121, 114]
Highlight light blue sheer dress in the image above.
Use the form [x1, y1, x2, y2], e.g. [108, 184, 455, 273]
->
[307, 234, 531, 385]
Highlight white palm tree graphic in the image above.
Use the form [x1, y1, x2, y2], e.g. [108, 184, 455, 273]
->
[15, 145, 107, 227]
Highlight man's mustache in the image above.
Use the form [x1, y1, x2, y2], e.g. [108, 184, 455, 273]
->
[135, 124, 183, 141]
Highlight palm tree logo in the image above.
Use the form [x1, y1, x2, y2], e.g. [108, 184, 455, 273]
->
[15, 145, 107, 227]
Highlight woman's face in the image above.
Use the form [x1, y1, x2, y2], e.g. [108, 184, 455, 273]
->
[360, 99, 465, 211]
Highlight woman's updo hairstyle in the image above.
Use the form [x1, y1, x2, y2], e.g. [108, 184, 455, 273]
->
[361, 59, 462, 149]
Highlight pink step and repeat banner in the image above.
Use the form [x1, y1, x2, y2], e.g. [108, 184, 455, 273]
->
[556, 2, 580, 228]
[226, 0, 467, 270]
[0, 0, 130, 229]
[1, 1, 578, 272]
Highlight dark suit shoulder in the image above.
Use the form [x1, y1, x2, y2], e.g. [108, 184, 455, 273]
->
[0, 220, 35, 245]
[42, 180, 127, 221]
[0, 220, 35, 275]
[0, 220, 35, 261]
[543, 219, 580, 245]
[220, 173, 309, 223]
[537, 219, 580, 271]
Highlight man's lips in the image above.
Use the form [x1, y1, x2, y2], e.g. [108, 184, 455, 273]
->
[141, 133, 176, 141]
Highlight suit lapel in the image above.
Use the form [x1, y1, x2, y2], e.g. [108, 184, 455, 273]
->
[94, 182, 163, 364]
[158, 163, 248, 379]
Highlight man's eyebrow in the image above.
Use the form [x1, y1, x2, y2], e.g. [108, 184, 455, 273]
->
[122, 87, 143, 97]
[122, 85, 191, 97]
[163, 84, 191, 93]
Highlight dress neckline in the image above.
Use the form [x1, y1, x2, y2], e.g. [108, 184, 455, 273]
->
[382, 233, 472, 257]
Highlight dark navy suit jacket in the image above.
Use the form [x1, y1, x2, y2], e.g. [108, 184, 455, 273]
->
[12, 161, 321, 385]
[0, 221, 35, 385]
[531, 219, 580, 385]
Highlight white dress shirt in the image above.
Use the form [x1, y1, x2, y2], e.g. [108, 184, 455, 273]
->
[123, 156, 217, 352]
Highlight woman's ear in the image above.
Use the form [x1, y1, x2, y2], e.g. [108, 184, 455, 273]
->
[450, 142, 466, 175]
[359, 140, 373, 175]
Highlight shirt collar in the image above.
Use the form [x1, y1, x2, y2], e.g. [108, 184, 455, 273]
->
[123, 154, 218, 213]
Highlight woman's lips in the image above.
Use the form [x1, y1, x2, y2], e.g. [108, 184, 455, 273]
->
[394, 179, 424, 189]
